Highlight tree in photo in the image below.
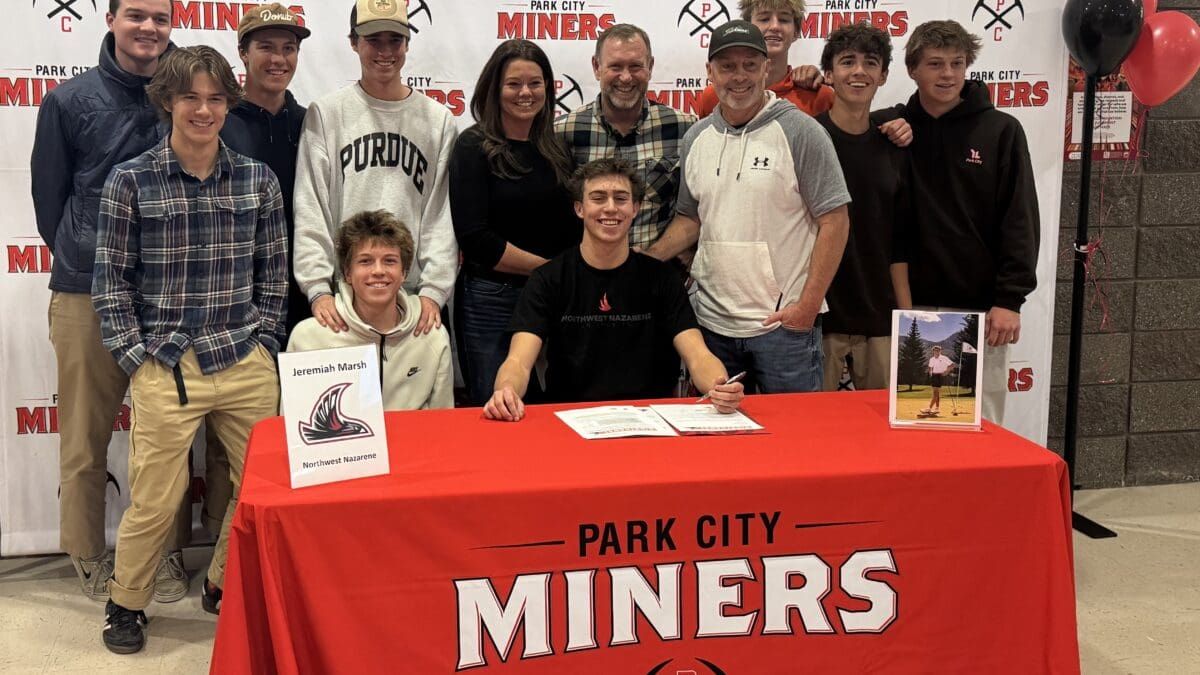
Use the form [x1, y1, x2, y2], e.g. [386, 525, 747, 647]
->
[897, 316, 927, 392]
[953, 314, 980, 395]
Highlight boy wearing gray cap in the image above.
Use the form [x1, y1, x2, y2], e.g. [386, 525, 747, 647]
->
[647, 20, 850, 394]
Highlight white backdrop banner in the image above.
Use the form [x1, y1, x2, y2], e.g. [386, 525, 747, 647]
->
[1, 0, 1066, 555]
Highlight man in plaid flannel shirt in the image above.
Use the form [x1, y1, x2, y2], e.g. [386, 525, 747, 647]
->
[556, 23, 696, 251]
[92, 46, 286, 654]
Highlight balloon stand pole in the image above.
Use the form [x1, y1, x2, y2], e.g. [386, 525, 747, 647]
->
[1066, 75, 1118, 540]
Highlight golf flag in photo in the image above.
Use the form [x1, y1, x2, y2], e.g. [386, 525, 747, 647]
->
[962, 342, 978, 354]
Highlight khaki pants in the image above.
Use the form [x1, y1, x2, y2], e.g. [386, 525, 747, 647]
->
[202, 423, 233, 538]
[822, 333, 891, 391]
[110, 345, 278, 610]
[48, 291, 190, 559]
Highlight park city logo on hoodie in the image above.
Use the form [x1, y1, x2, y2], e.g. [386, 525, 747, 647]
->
[966, 148, 983, 165]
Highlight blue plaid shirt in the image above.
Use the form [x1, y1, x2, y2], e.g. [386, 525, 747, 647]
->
[93, 137, 288, 376]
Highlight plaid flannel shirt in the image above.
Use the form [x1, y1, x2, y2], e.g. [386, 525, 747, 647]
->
[93, 137, 288, 376]
[556, 96, 696, 249]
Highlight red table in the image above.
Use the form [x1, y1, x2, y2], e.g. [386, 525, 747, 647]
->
[211, 392, 1079, 674]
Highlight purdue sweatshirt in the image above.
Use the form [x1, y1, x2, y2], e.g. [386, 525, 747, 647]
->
[293, 84, 459, 308]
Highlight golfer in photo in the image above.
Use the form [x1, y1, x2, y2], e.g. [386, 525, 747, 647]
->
[923, 345, 955, 416]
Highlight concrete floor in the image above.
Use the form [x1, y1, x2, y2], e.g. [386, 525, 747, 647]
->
[0, 483, 1197, 673]
[1073, 483, 1200, 673]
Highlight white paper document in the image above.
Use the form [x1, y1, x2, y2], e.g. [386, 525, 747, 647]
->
[649, 404, 764, 434]
[554, 406, 678, 440]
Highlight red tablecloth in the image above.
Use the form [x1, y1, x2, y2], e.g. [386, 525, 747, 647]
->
[211, 392, 1078, 674]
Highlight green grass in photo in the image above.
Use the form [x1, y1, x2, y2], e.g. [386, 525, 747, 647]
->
[895, 385, 976, 399]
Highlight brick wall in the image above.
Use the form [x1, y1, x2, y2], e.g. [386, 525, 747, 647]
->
[1049, 2, 1200, 487]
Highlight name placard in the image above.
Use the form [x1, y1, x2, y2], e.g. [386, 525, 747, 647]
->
[278, 344, 389, 488]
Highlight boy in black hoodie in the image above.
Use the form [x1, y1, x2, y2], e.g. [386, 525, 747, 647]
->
[895, 20, 1039, 425]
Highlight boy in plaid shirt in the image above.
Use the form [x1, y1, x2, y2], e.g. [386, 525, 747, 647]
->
[92, 45, 286, 654]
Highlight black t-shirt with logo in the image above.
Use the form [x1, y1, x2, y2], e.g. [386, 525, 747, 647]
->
[509, 247, 698, 403]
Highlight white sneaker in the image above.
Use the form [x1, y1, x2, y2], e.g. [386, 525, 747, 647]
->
[153, 550, 188, 603]
[70, 552, 113, 602]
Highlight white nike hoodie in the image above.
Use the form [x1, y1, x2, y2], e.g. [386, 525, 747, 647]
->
[287, 280, 453, 410]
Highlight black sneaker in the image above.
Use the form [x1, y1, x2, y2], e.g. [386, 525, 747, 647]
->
[102, 600, 147, 654]
[202, 577, 223, 615]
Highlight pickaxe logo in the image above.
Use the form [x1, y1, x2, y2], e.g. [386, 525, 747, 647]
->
[972, 0, 1025, 30]
[555, 73, 583, 115]
[407, 0, 431, 35]
[36, 0, 97, 21]
[677, 0, 731, 37]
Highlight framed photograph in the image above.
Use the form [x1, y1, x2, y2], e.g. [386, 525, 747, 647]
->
[889, 310, 984, 430]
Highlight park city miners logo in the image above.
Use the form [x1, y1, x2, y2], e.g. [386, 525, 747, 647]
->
[555, 73, 584, 114]
[407, 0, 431, 34]
[677, 0, 731, 44]
[35, 0, 96, 32]
[298, 383, 375, 445]
[972, 0, 1024, 41]
[647, 657, 727, 674]
[36, 0, 96, 21]
[7, 240, 52, 272]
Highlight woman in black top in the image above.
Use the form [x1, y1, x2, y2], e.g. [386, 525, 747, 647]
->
[450, 39, 579, 405]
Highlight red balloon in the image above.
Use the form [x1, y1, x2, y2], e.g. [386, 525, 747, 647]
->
[1144, 0, 1157, 15]
[1122, 11, 1200, 106]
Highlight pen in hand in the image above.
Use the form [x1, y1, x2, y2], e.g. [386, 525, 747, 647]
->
[697, 371, 747, 403]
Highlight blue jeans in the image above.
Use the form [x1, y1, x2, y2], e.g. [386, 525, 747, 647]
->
[455, 275, 524, 406]
[700, 322, 824, 394]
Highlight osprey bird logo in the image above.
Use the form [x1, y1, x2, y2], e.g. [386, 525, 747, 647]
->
[298, 383, 374, 445]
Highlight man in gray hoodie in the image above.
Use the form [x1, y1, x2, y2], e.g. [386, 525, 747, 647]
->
[647, 20, 850, 393]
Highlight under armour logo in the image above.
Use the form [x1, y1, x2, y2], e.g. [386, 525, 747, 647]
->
[752, 156, 770, 168]
[676, 0, 731, 37]
[407, 366, 420, 377]
[972, 0, 1024, 30]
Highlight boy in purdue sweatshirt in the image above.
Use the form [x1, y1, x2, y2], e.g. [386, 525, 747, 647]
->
[894, 20, 1039, 425]
[293, 0, 457, 339]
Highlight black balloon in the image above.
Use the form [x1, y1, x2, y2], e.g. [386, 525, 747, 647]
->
[1062, 0, 1144, 76]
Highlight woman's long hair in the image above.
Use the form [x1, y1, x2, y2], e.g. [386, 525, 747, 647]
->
[469, 39, 573, 185]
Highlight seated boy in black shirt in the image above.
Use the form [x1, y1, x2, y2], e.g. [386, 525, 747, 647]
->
[484, 158, 744, 421]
